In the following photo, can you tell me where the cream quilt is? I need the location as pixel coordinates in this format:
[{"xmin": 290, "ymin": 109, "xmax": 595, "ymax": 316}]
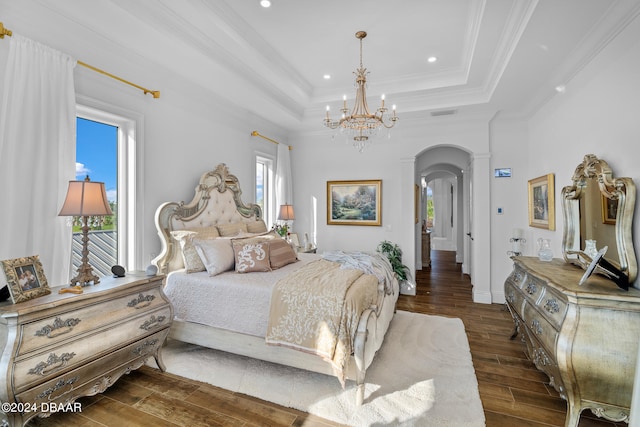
[{"xmin": 265, "ymin": 259, "xmax": 378, "ymax": 385}]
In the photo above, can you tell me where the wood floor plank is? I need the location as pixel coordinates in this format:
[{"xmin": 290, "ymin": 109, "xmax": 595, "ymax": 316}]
[
  {"xmin": 77, "ymin": 396, "xmax": 180, "ymax": 427},
  {"xmin": 185, "ymin": 387, "xmax": 300, "ymax": 426},
  {"xmin": 134, "ymin": 392, "xmax": 246, "ymax": 427}
]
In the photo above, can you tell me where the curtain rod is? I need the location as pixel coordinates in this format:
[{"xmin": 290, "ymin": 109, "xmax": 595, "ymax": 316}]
[
  {"xmin": 251, "ymin": 131, "xmax": 292, "ymax": 150},
  {"xmin": 0, "ymin": 22, "xmax": 160, "ymax": 99}
]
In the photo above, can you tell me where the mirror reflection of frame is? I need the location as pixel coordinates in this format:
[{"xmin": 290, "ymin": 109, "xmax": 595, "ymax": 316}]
[
  {"xmin": 561, "ymin": 154, "xmax": 637, "ymax": 285},
  {"xmin": 601, "ymin": 194, "xmax": 617, "ymax": 225}
]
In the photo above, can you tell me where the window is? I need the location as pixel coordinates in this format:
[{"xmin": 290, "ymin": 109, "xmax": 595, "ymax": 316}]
[
  {"xmin": 75, "ymin": 102, "xmax": 139, "ymax": 274},
  {"xmin": 74, "ymin": 117, "xmax": 118, "ymax": 277},
  {"xmin": 256, "ymin": 155, "xmax": 274, "ymax": 228}
]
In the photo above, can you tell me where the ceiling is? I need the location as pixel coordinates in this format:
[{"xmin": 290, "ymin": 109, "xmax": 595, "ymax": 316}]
[{"xmin": 3, "ymin": 0, "xmax": 639, "ymax": 133}]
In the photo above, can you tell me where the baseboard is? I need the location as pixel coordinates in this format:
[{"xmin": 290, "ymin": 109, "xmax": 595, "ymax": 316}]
[{"xmin": 472, "ymin": 289, "xmax": 493, "ymax": 304}]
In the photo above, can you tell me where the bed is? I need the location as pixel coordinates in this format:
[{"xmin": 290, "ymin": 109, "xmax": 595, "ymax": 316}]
[{"xmin": 152, "ymin": 163, "xmax": 399, "ymax": 405}]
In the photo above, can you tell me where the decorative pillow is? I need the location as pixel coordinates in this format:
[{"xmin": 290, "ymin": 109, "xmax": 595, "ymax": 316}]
[
  {"xmin": 171, "ymin": 229, "xmax": 212, "ymax": 273},
  {"xmin": 233, "ymin": 242, "xmax": 271, "ymax": 273},
  {"xmin": 246, "ymin": 219, "xmax": 268, "ymax": 234},
  {"xmin": 193, "ymin": 238, "xmax": 235, "ymax": 276},
  {"xmin": 268, "ymin": 238, "xmax": 299, "ymax": 269},
  {"xmin": 217, "ymin": 222, "xmax": 248, "ymax": 237}
]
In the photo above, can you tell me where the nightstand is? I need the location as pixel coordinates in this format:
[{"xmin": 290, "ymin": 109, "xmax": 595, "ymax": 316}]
[{"xmin": 0, "ymin": 272, "xmax": 172, "ymax": 426}]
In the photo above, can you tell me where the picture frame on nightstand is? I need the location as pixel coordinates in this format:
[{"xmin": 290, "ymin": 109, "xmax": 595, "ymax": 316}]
[
  {"xmin": 289, "ymin": 233, "xmax": 300, "ymax": 248},
  {"xmin": 1, "ymin": 255, "xmax": 51, "ymax": 303}
]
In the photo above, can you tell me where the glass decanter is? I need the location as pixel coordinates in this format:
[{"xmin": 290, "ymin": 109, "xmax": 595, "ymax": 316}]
[{"xmin": 537, "ymin": 238, "xmax": 553, "ymax": 261}]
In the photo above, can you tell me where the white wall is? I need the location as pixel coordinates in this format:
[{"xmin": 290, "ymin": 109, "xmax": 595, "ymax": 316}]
[
  {"xmin": 526, "ymin": 12, "xmax": 640, "ymax": 290},
  {"xmin": 489, "ymin": 118, "xmax": 530, "ymax": 301}
]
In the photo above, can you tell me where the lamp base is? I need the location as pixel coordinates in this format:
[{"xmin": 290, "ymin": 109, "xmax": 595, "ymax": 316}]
[
  {"xmin": 69, "ymin": 219, "xmax": 101, "ymax": 286},
  {"xmin": 69, "ymin": 261, "xmax": 100, "ymax": 286}
]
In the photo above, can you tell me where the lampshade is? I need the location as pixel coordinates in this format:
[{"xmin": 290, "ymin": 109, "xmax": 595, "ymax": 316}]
[
  {"xmin": 277, "ymin": 204, "xmax": 295, "ymax": 221},
  {"xmin": 59, "ymin": 176, "xmax": 112, "ymax": 217}
]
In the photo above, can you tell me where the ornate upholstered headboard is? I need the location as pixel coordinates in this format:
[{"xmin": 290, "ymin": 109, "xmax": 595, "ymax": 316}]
[{"xmin": 152, "ymin": 163, "xmax": 264, "ymax": 275}]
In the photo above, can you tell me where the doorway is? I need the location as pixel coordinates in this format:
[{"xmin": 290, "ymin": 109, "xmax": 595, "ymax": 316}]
[{"xmin": 416, "ymin": 147, "xmax": 469, "ymax": 271}]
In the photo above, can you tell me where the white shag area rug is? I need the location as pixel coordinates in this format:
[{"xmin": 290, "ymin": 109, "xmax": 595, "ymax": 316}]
[{"xmin": 156, "ymin": 311, "xmax": 485, "ymax": 426}]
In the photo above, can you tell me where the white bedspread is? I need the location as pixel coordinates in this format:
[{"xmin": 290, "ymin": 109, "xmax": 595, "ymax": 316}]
[{"xmin": 164, "ymin": 253, "xmax": 317, "ymax": 337}]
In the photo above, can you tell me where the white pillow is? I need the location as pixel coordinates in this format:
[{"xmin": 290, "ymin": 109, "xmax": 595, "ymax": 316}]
[
  {"xmin": 193, "ymin": 238, "xmax": 235, "ymax": 276},
  {"xmin": 171, "ymin": 227, "xmax": 221, "ymax": 273}
]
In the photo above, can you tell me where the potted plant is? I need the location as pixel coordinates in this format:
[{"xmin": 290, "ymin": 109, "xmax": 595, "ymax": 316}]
[
  {"xmin": 272, "ymin": 223, "xmax": 289, "ymax": 238},
  {"xmin": 377, "ymin": 240, "xmax": 415, "ymax": 295}
]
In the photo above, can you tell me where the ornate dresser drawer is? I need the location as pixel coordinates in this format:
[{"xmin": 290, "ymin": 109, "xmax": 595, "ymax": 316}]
[
  {"xmin": 0, "ymin": 272, "xmax": 172, "ymax": 427},
  {"xmin": 18, "ymin": 286, "xmax": 167, "ymax": 355},
  {"xmin": 522, "ymin": 300, "xmax": 559, "ymax": 354},
  {"xmin": 504, "ymin": 257, "xmax": 640, "ymax": 427},
  {"xmin": 12, "ymin": 305, "xmax": 172, "ymax": 393},
  {"xmin": 536, "ymin": 286, "xmax": 567, "ymax": 330},
  {"xmin": 15, "ymin": 329, "xmax": 167, "ymax": 406}
]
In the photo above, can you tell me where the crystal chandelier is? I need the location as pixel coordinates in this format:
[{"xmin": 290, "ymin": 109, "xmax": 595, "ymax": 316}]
[{"xmin": 324, "ymin": 31, "xmax": 398, "ymax": 152}]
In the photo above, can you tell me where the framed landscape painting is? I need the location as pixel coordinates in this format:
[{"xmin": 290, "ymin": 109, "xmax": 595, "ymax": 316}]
[
  {"xmin": 1, "ymin": 255, "xmax": 51, "ymax": 303},
  {"xmin": 327, "ymin": 180, "xmax": 382, "ymax": 226},
  {"xmin": 528, "ymin": 173, "xmax": 555, "ymax": 230}
]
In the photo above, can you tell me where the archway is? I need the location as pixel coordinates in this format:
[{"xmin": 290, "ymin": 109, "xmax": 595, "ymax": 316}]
[{"xmin": 416, "ymin": 147, "xmax": 469, "ymax": 272}]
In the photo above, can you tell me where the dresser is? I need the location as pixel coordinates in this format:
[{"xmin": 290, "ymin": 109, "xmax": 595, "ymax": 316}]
[
  {"xmin": 0, "ymin": 273, "xmax": 172, "ymax": 426},
  {"xmin": 505, "ymin": 257, "xmax": 640, "ymax": 427}
]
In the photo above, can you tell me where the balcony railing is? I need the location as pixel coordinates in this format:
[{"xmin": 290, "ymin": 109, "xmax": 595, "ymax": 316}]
[{"xmin": 71, "ymin": 230, "xmax": 117, "ymax": 278}]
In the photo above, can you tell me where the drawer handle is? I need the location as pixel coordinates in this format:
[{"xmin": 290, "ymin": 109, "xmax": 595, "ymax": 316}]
[
  {"xmin": 531, "ymin": 319, "xmax": 543, "ymax": 335},
  {"xmin": 128, "ymin": 293, "xmax": 156, "ymax": 309},
  {"xmin": 544, "ymin": 299, "xmax": 560, "ymax": 314},
  {"xmin": 533, "ymin": 348, "xmax": 551, "ymax": 366},
  {"xmin": 139, "ymin": 315, "xmax": 167, "ymax": 331},
  {"xmin": 132, "ymin": 338, "xmax": 159, "ymax": 356},
  {"xmin": 35, "ymin": 316, "xmax": 82, "ymax": 338},
  {"xmin": 37, "ymin": 376, "xmax": 78, "ymax": 401},
  {"xmin": 29, "ymin": 352, "xmax": 77, "ymax": 376},
  {"xmin": 526, "ymin": 282, "xmax": 537, "ymax": 295}
]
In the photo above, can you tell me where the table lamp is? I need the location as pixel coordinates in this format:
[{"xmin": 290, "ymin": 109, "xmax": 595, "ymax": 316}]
[
  {"xmin": 58, "ymin": 176, "xmax": 113, "ymax": 286},
  {"xmin": 277, "ymin": 204, "xmax": 295, "ymax": 238}
]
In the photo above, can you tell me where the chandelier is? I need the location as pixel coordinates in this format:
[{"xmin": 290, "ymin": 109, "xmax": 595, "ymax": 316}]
[{"xmin": 324, "ymin": 31, "xmax": 398, "ymax": 152}]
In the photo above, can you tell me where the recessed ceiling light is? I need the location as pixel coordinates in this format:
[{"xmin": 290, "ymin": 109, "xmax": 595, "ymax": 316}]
[
  {"xmin": 260, "ymin": 0, "xmax": 271, "ymax": 8},
  {"xmin": 323, "ymin": 74, "xmax": 331, "ymax": 80},
  {"xmin": 427, "ymin": 56, "xmax": 437, "ymax": 63}
]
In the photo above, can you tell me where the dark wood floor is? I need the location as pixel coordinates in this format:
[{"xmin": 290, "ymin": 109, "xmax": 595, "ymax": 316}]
[{"xmin": 28, "ymin": 250, "xmax": 626, "ymax": 426}]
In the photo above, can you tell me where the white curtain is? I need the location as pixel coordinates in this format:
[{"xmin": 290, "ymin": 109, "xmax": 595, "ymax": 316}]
[
  {"xmin": 0, "ymin": 35, "xmax": 77, "ymax": 286},
  {"xmin": 275, "ymin": 142, "xmax": 293, "ymax": 209}
]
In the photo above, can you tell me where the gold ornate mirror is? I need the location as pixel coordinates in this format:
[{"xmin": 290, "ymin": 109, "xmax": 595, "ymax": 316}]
[{"xmin": 562, "ymin": 154, "xmax": 637, "ymax": 287}]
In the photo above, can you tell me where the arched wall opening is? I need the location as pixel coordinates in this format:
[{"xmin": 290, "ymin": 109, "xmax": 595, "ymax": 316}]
[{"xmin": 415, "ymin": 147, "xmax": 470, "ymax": 273}]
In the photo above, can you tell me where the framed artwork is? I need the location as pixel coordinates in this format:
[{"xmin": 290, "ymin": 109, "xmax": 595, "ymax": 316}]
[
  {"xmin": 289, "ymin": 233, "xmax": 300, "ymax": 248},
  {"xmin": 601, "ymin": 194, "xmax": 617, "ymax": 225},
  {"xmin": 1, "ymin": 255, "xmax": 51, "ymax": 303},
  {"xmin": 528, "ymin": 173, "xmax": 555, "ymax": 230},
  {"xmin": 327, "ymin": 180, "xmax": 382, "ymax": 226}
]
